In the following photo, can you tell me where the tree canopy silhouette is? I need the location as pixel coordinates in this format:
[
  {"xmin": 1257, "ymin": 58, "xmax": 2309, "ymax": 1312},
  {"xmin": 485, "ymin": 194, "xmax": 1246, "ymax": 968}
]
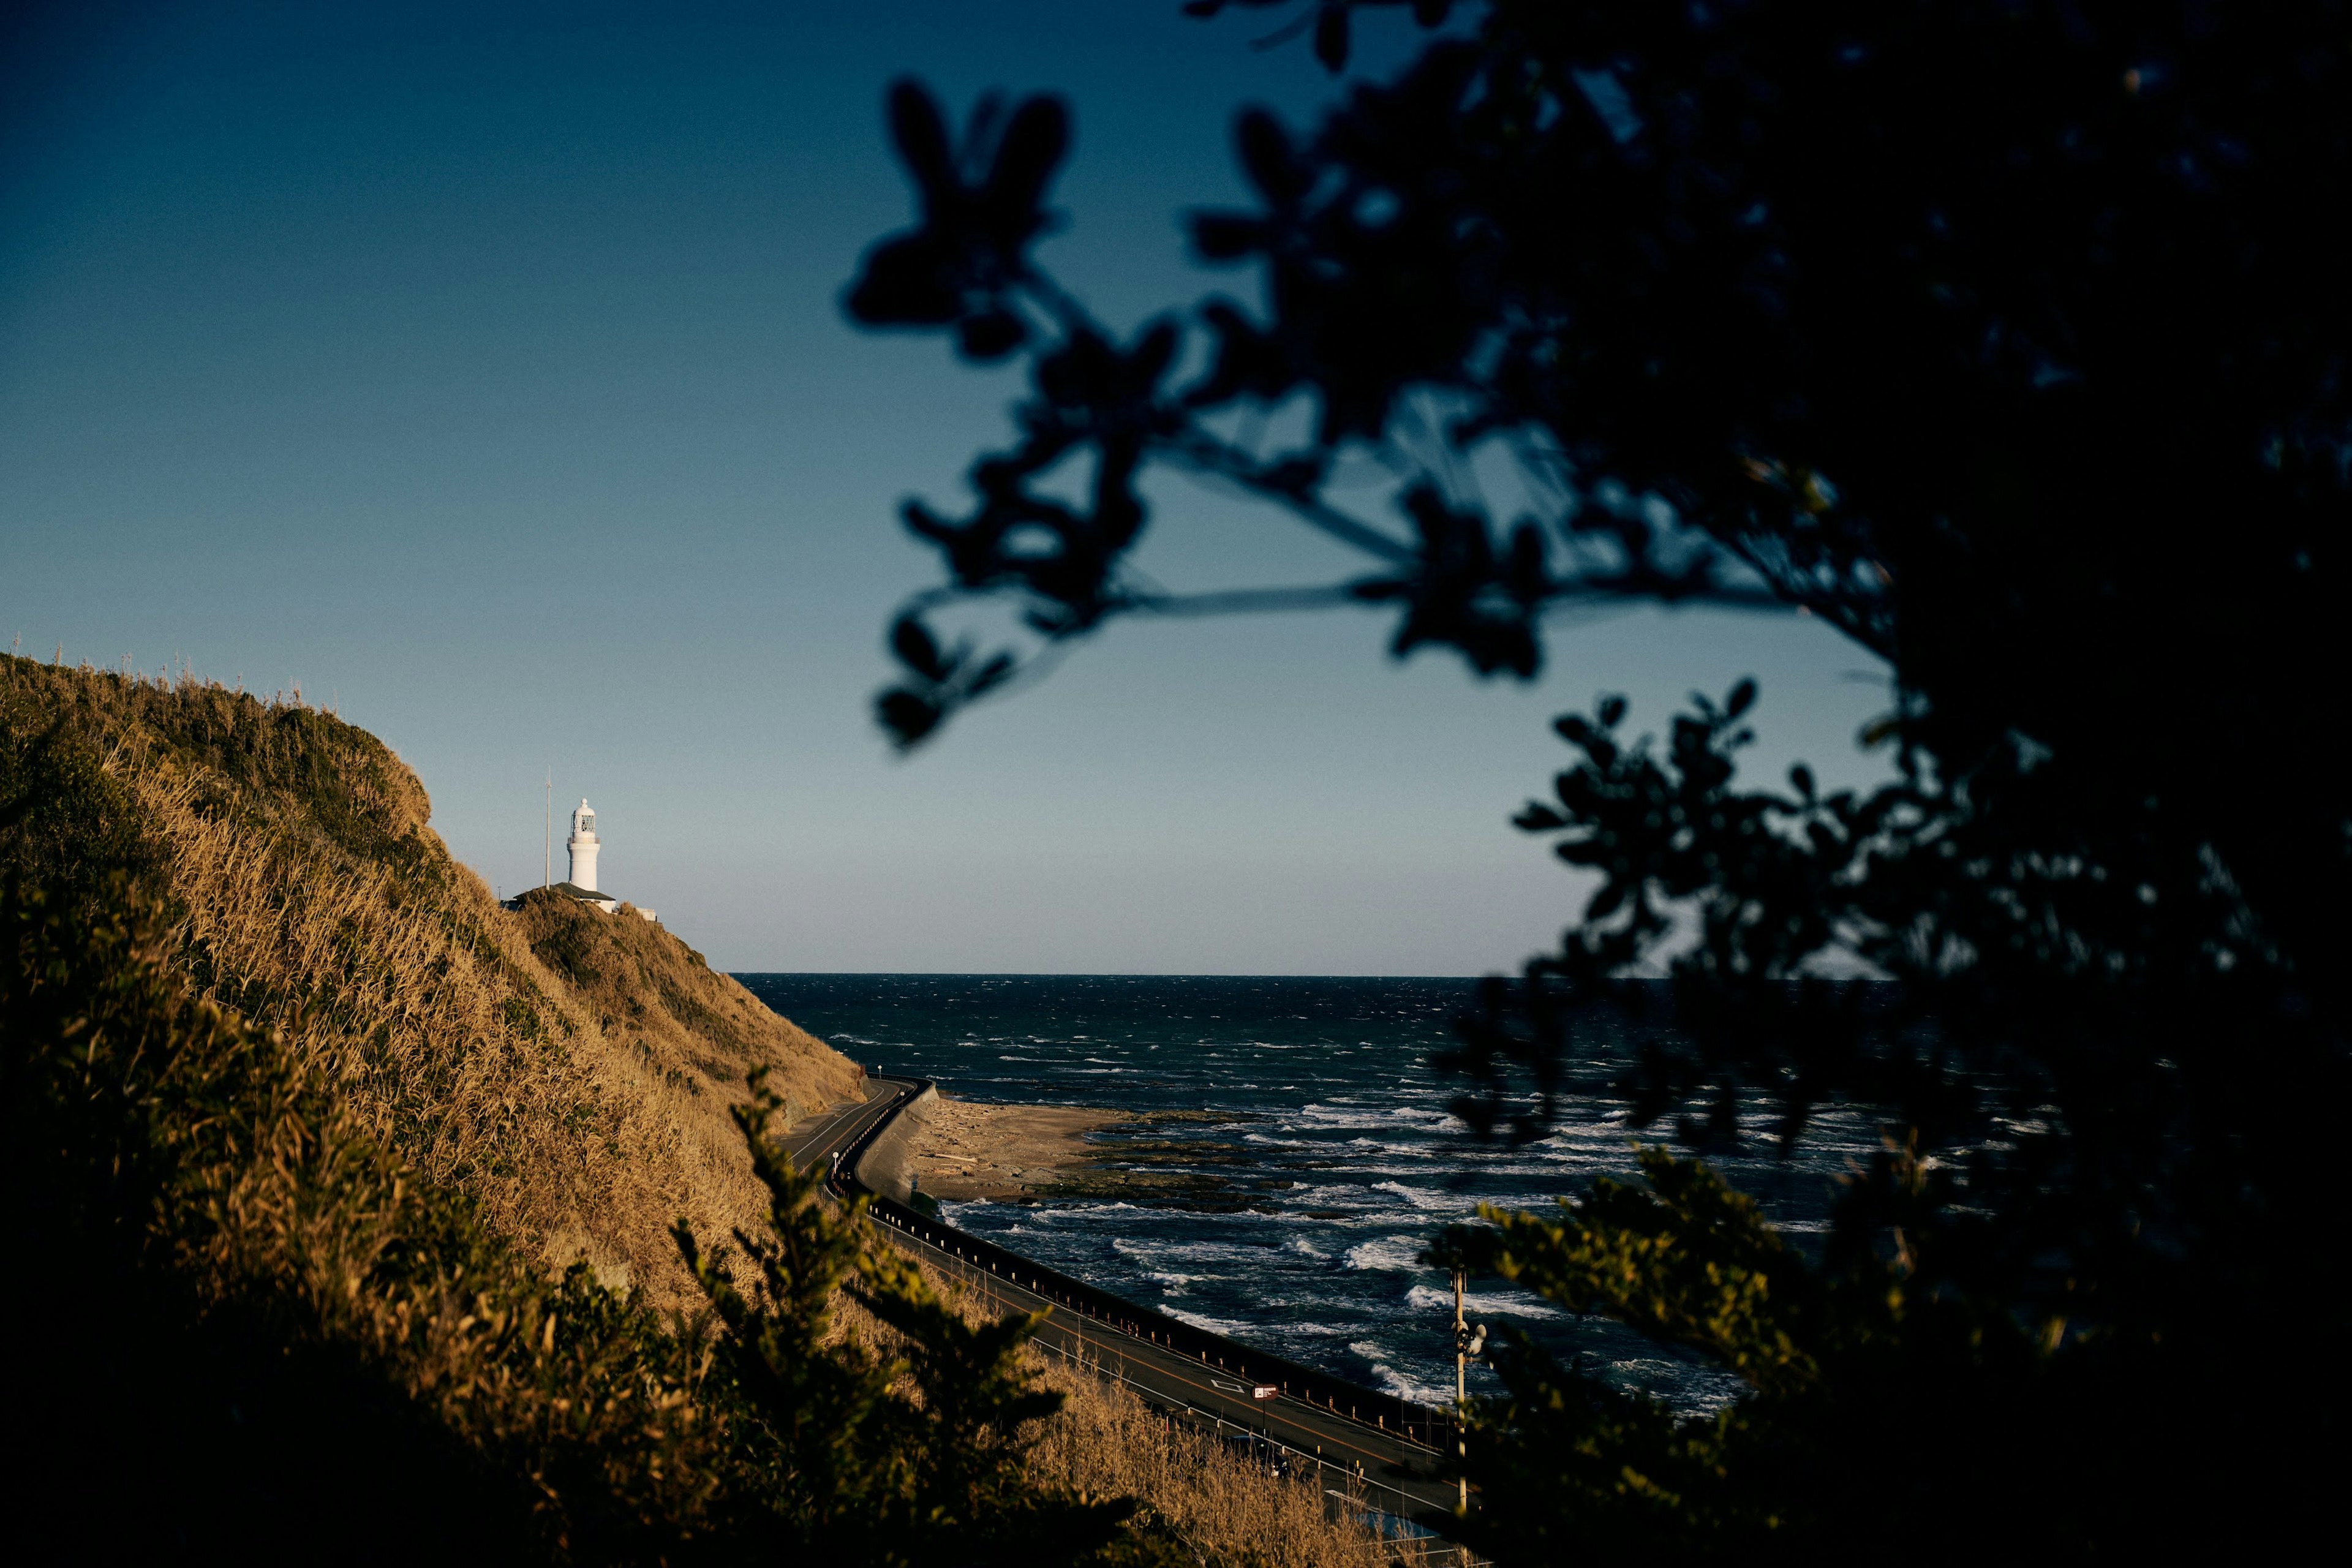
[{"xmin": 846, "ymin": 1, "xmax": 2350, "ymax": 1556}]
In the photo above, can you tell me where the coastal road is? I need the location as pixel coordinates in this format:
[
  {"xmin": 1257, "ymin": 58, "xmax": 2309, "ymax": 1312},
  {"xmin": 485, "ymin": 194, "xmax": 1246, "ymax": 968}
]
[
  {"xmin": 899, "ymin": 1220, "xmax": 1461, "ymax": 1525},
  {"xmin": 781, "ymin": 1076, "xmax": 1463, "ymax": 1531},
  {"xmin": 778, "ymin": 1076, "xmax": 908, "ymax": 1172}
]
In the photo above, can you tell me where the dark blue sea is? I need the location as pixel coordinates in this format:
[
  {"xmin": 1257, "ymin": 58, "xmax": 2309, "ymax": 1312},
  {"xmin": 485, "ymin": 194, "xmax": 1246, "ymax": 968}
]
[{"xmin": 736, "ymin": 974, "xmax": 1878, "ymax": 1415}]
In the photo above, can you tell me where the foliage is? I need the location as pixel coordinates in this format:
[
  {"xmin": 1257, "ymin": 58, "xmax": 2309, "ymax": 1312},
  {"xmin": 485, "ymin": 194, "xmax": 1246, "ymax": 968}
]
[
  {"xmin": 0, "ymin": 662, "xmax": 1202, "ymax": 1566},
  {"xmin": 1428, "ymin": 1145, "xmax": 2117, "ymax": 1561},
  {"xmin": 0, "ymin": 864, "xmax": 733, "ymax": 1560},
  {"xmin": 674, "ymin": 1072, "xmax": 1167, "ymax": 1566},
  {"xmin": 1, "ymin": 652, "xmax": 867, "ymax": 1318},
  {"xmin": 844, "ymin": 0, "xmax": 2351, "ymax": 1555}
]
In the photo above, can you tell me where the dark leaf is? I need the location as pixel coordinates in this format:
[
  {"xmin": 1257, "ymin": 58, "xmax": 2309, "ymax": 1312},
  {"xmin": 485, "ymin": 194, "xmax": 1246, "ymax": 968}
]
[
  {"xmin": 845, "ymin": 235, "xmax": 959, "ymax": 326},
  {"xmin": 1132, "ymin": 317, "xmax": 1180, "ymax": 382},
  {"xmin": 1235, "ymin": 109, "xmax": 1303, "ymax": 203},
  {"xmin": 957, "ymin": 308, "xmax": 1028, "ymax": 361},
  {"xmin": 1191, "ymin": 213, "xmax": 1267, "ymax": 260},
  {"xmin": 1313, "ymin": 3, "xmax": 1351, "ymax": 72},
  {"xmin": 876, "ymin": 688, "xmax": 943, "ymax": 748},
  {"xmin": 890, "ymin": 616, "xmax": 949, "ymax": 680},
  {"xmin": 986, "ymin": 96, "xmax": 1071, "ymax": 214},
  {"xmin": 1726, "ymin": 677, "xmax": 1757, "ymax": 718},
  {"xmin": 886, "ymin": 80, "xmax": 954, "ymax": 198},
  {"xmin": 1261, "ymin": 454, "xmax": 1323, "ymax": 492}
]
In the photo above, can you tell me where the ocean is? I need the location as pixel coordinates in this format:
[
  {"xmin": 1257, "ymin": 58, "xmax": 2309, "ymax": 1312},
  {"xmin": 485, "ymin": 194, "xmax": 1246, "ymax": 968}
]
[{"xmin": 736, "ymin": 974, "xmax": 1880, "ymax": 1414}]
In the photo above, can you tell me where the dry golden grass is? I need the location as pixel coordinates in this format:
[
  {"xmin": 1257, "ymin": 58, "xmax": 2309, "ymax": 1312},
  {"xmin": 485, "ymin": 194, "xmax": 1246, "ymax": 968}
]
[
  {"xmin": 876, "ymin": 1254, "xmax": 1404, "ymax": 1568},
  {"xmin": 507, "ymin": 884, "xmax": 865, "ymax": 1273},
  {"xmin": 1028, "ymin": 1354, "xmax": 1398, "ymax": 1568},
  {"xmin": 3, "ymin": 863, "xmax": 747, "ymax": 1551},
  {"xmin": 3, "ymin": 656, "xmax": 864, "ymax": 1313},
  {"xmin": 7, "ymin": 654, "xmax": 1409, "ymax": 1561}
]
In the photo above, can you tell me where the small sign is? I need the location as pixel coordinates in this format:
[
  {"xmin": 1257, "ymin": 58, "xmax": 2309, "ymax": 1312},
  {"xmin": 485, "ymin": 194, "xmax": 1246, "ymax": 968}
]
[{"xmin": 1253, "ymin": 1385, "xmax": 1279, "ymax": 1401}]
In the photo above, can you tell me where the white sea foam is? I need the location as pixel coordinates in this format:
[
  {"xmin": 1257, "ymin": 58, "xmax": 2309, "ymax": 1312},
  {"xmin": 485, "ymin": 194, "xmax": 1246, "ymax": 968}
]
[
  {"xmin": 755, "ymin": 973, "xmax": 1849, "ymax": 1423},
  {"xmin": 1163, "ymin": 1307, "xmax": 1256, "ymax": 1338},
  {"xmin": 1283, "ymin": 1184, "xmax": 1368, "ymax": 1208},
  {"xmin": 1343, "ymin": 1237, "xmax": 1425, "ymax": 1273},
  {"xmin": 1112, "ymin": 1237, "xmax": 1267, "ymax": 1266},
  {"xmin": 1371, "ymin": 1180, "xmax": 1471, "ymax": 1214},
  {"xmin": 1346, "ymin": 1341, "xmax": 1449, "ymax": 1404},
  {"xmin": 1298, "ymin": 1104, "xmax": 1396, "ymax": 1131},
  {"xmin": 1338, "ymin": 1143, "xmax": 1447, "ymax": 1162},
  {"xmin": 1266, "ymin": 1321, "xmax": 1357, "ymax": 1339},
  {"xmin": 1403, "ymin": 1283, "xmax": 1564, "ymax": 1321},
  {"xmin": 1608, "ymin": 1358, "xmax": 1743, "ymax": 1416}
]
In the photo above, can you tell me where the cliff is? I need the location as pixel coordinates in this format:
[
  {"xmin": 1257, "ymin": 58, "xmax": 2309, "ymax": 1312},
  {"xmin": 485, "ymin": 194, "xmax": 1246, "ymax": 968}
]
[
  {"xmin": 0, "ymin": 655, "xmax": 862, "ymax": 1309},
  {"xmin": 0, "ymin": 653, "xmax": 1368, "ymax": 1565}
]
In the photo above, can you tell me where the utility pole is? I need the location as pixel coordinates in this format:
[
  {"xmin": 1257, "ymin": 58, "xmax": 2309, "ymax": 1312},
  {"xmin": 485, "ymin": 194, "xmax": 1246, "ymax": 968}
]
[
  {"xmin": 544, "ymin": 768, "xmax": 551, "ymax": 888},
  {"xmin": 1455, "ymin": 1265, "xmax": 1468, "ymax": 1513}
]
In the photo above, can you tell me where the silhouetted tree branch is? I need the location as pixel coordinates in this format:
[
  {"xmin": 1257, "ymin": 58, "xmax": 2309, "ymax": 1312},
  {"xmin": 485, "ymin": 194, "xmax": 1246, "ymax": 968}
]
[{"xmin": 845, "ymin": 1, "xmax": 2351, "ymax": 1554}]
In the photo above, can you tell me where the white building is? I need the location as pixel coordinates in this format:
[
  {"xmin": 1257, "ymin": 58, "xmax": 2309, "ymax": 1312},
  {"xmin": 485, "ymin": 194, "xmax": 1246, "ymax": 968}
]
[{"xmin": 510, "ymin": 797, "xmax": 656, "ymax": 923}]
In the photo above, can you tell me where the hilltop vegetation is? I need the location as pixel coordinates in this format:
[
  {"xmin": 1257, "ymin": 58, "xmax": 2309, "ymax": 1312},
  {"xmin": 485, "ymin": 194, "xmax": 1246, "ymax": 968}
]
[
  {"xmin": 0, "ymin": 653, "xmax": 862, "ymax": 1307},
  {"xmin": 508, "ymin": 884, "xmax": 863, "ymax": 1297},
  {"xmin": 0, "ymin": 655, "xmax": 1384, "ymax": 1566}
]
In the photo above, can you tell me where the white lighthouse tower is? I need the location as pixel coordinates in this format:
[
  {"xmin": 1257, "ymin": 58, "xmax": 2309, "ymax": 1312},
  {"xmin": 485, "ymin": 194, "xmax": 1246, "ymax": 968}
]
[
  {"xmin": 498, "ymin": 793, "xmax": 653, "ymax": 922},
  {"xmin": 567, "ymin": 799, "xmax": 600, "ymax": 892}
]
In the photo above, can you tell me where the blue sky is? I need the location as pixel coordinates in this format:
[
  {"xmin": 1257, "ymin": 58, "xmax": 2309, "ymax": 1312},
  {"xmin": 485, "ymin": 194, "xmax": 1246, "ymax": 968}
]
[{"xmin": 1, "ymin": 0, "xmax": 1891, "ymax": 973}]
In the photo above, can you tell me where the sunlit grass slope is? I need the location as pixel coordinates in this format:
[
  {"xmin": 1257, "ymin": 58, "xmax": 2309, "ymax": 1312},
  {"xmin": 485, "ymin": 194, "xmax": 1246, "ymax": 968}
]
[
  {"xmin": 0, "ymin": 654, "xmax": 863, "ymax": 1306},
  {"xmin": 0, "ymin": 654, "xmax": 1392, "ymax": 1566}
]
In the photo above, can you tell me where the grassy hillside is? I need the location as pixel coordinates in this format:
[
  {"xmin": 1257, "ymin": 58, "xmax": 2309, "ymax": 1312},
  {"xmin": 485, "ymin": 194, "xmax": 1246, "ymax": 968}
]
[
  {"xmin": 509, "ymin": 886, "xmax": 863, "ymax": 1292},
  {"xmin": 0, "ymin": 655, "xmax": 1388, "ymax": 1566},
  {"xmin": 0, "ymin": 654, "xmax": 861, "ymax": 1309}
]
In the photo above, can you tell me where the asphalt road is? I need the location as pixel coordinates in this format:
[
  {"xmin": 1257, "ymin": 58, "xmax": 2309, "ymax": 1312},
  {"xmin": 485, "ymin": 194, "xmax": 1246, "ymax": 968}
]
[
  {"xmin": 782, "ymin": 1075, "xmax": 1465, "ymax": 1531},
  {"xmin": 778, "ymin": 1076, "xmax": 910, "ymax": 1173}
]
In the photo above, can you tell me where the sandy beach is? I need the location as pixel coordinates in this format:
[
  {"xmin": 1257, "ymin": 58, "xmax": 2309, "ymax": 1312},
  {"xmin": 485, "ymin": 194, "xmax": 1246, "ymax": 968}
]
[{"xmin": 900, "ymin": 1095, "xmax": 1120, "ymax": 1201}]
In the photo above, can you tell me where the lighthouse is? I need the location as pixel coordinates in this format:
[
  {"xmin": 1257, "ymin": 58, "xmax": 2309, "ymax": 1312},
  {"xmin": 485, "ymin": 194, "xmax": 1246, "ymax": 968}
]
[
  {"xmin": 502, "ymin": 793, "xmax": 655, "ymax": 923},
  {"xmin": 567, "ymin": 799, "xmax": 600, "ymax": 892}
]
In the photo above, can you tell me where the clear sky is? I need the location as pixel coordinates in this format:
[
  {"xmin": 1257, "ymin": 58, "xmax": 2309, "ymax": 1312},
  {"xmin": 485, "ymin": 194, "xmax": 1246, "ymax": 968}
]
[{"xmin": 1, "ymin": 0, "xmax": 1891, "ymax": 974}]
